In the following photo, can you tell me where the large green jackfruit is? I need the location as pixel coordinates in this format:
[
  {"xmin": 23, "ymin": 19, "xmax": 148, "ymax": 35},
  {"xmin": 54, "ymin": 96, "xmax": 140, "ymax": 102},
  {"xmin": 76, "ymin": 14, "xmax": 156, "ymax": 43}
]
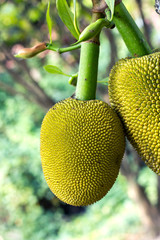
[
  {"xmin": 109, "ymin": 52, "xmax": 160, "ymax": 175},
  {"xmin": 40, "ymin": 97, "xmax": 125, "ymax": 206}
]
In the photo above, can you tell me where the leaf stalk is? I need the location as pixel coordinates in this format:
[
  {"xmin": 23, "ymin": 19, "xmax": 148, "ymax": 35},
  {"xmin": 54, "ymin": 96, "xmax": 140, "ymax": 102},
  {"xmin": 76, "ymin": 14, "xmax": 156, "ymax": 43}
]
[{"xmin": 46, "ymin": 43, "xmax": 81, "ymax": 53}]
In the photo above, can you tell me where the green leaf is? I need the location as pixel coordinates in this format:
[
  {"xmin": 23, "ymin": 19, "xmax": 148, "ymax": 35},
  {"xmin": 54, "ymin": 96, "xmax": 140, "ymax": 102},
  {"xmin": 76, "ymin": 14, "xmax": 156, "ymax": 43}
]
[
  {"xmin": 97, "ymin": 77, "xmax": 109, "ymax": 85},
  {"xmin": 105, "ymin": 0, "xmax": 115, "ymax": 21},
  {"xmin": 44, "ymin": 65, "xmax": 71, "ymax": 77},
  {"xmin": 46, "ymin": 1, "xmax": 53, "ymax": 44},
  {"xmin": 73, "ymin": 0, "xmax": 80, "ymax": 37},
  {"xmin": 56, "ymin": 0, "xmax": 80, "ymax": 40}
]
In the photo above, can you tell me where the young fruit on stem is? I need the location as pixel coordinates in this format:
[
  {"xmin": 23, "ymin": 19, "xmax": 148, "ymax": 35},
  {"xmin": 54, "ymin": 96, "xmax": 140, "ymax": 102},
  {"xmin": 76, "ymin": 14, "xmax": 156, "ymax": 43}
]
[
  {"xmin": 73, "ymin": 18, "xmax": 115, "ymax": 45},
  {"xmin": 40, "ymin": 0, "xmax": 126, "ymax": 206},
  {"xmin": 41, "ymin": 37, "xmax": 126, "ymax": 206}
]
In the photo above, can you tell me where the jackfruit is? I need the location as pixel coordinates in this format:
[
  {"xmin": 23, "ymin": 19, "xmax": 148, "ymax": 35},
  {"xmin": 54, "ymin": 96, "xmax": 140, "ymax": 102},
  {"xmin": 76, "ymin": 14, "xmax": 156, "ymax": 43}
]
[
  {"xmin": 109, "ymin": 52, "xmax": 160, "ymax": 175},
  {"xmin": 40, "ymin": 97, "xmax": 125, "ymax": 206}
]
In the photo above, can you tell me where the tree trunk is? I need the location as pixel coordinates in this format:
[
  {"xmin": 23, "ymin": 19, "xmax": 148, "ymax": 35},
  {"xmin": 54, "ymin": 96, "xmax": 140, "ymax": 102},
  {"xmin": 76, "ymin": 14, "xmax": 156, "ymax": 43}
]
[{"xmin": 121, "ymin": 145, "xmax": 160, "ymax": 237}]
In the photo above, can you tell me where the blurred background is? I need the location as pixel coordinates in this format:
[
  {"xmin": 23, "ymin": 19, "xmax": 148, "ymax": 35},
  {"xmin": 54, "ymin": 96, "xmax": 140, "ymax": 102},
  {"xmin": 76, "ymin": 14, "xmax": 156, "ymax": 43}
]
[{"xmin": 0, "ymin": 0, "xmax": 160, "ymax": 239}]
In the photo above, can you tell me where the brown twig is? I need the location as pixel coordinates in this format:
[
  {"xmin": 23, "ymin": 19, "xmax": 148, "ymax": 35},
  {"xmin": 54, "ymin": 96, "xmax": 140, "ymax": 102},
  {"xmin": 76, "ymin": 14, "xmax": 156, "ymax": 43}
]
[{"xmin": 92, "ymin": 0, "xmax": 107, "ymax": 13}]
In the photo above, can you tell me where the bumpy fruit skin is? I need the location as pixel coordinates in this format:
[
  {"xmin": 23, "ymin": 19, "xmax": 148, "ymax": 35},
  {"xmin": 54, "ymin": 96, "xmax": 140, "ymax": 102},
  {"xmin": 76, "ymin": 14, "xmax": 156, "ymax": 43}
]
[
  {"xmin": 109, "ymin": 52, "xmax": 160, "ymax": 175},
  {"xmin": 40, "ymin": 97, "xmax": 125, "ymax": 206}
]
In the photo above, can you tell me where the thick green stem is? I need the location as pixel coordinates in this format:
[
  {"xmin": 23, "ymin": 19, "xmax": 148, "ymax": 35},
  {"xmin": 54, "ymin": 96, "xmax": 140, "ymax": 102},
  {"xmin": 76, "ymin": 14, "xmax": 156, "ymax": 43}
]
[
  {"xmin": 75, "ymin": 0, "xmax": 104, "ymax": 101},
  {"xmin": 75, "ymin": 41, "xmax": 99, "ymax": 100},
  {"xmin": 113, "ymin": 2, "xmax": 152, "ymax": 57}
]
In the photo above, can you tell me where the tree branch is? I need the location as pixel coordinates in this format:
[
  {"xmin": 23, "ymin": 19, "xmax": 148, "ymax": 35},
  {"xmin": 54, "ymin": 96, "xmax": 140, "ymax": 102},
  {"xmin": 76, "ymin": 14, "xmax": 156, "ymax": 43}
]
[
  {"xmin": 0, "ymin": 61, "xmax": 54, "ymax": 111},
  {"xmin": 91, "ymin": 0, "xmax": 106, "ymax": 20},
  {"xmin": 0, "ymin": 45, "xmax": 55, "ymax": 111},
  {"xmin": 1, "ymin": 46, "xmax": 55, "ymax": 106},
  {"xmin": 121, "ymin": 143, "xmax": 160, "ymax": 235},
  {"xmin": 135, "ymin": 0, "xmax": 153, "ymax": 49},
  {"xmin": 128, "ymin": 178, "xmax": 160, "ymax": 235},
  {"xmin": 0, "ymin": 81, "xmax": 25, "ymax": 97}
]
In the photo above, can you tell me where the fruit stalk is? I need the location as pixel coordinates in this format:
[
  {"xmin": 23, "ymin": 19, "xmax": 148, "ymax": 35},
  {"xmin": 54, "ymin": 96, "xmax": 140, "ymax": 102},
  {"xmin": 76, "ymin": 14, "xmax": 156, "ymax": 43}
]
[
  {"xmin": 113, "ymin": 1, "xmax": 152, "ymax": 57},
  {"xmin": 75, "ymin": 0, "xmax": 104, "ymax": 100},
  {"xmin": 75, "ymin": 41, "xmax": 99, "ymax": 100}
]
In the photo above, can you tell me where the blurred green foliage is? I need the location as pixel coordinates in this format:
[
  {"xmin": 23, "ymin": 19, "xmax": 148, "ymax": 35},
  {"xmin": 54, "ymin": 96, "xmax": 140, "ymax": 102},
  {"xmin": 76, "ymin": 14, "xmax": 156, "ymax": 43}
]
[
  {"xmin": 0, "ymin": 0, "xmax": 49, "ymax": 45},
  {"xmin": 0, "ymin": 0, "xmax": 159, "ymax": 239}
]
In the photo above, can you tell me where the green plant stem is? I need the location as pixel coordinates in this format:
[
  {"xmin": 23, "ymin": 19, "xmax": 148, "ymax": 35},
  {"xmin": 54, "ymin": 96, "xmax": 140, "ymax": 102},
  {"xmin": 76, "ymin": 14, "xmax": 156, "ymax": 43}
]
[
  {"xmin": 74, "ymin": 0, "xmax": 104, "ymax": 100},
  {"xmin": 46, "ymin": 43, "xmax": 81, "ymax": 53},
  {"xmin": 75, "ymin": 41, "xmax": 99, "ymax": 100},
  {"xmin": 113, "ymin": 2, "xmax": 152, "ymax": 57}
]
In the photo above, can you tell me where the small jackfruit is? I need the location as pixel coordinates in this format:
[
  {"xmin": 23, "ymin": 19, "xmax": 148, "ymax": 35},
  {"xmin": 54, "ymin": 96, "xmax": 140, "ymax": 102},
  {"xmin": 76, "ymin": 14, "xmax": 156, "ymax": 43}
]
[
  {"xmin": 40, "ymin": 97, "xmax": 125, "ymax": 206},
  {"xmin": 109, "ymin": 52, "xmax": 160, "ymax": 175}
]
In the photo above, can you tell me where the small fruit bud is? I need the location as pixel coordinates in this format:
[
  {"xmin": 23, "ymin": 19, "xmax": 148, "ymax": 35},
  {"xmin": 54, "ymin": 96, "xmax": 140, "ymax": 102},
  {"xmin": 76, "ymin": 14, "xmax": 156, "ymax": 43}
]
[
  {"xmin": 14, "ymin": 42, "xmax": 47, "ymax": 59},
  {"xmin": 68, "ymin": 73, "xmax": 78, "ymax": 86},
  {"xmin": 72, "ymin": 19, "xmax": 114, "ymax": 45}
]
